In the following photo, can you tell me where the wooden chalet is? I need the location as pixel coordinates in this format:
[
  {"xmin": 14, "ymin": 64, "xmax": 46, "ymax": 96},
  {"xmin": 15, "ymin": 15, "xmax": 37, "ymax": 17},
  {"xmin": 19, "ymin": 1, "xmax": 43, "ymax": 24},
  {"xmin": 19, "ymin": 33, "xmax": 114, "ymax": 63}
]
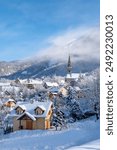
[
  {"xmin": 4, "ymin": 99, "xmax": 16, "ymax": 108},
  {"xmin": 9, "ymin": 101, "xmax": 53, "ymax": 131}
]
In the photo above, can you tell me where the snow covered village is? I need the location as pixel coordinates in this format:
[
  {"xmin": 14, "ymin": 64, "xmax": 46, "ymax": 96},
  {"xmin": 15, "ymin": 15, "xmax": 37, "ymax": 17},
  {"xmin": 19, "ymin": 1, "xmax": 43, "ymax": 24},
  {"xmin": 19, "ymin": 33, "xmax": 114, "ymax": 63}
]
[
  {"xmin": 0, "ymin": 0, "xmax": 100, "ymax": 149},
  {"xmin": 0, "ymin": 54, "xmax": 100, "ymax": 150}
]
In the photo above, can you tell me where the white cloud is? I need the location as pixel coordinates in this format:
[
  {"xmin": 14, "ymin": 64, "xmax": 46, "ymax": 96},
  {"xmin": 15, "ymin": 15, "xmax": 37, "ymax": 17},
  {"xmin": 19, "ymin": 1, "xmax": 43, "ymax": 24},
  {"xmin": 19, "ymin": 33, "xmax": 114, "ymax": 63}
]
[{"xmin": 36, "ymin": 26, "xmax": 100, "ymax": 63}]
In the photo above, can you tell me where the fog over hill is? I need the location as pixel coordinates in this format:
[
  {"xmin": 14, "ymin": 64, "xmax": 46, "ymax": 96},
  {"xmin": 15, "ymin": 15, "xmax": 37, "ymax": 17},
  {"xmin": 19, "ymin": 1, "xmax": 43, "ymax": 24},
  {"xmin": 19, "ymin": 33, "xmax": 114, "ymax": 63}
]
[
  {"xmin": 0, "ymin": 26, "xmax": 100, "ymax": 79},
  {"xmin": 35, "ymin": 26, "xmax": 100, "ymax": 62}
]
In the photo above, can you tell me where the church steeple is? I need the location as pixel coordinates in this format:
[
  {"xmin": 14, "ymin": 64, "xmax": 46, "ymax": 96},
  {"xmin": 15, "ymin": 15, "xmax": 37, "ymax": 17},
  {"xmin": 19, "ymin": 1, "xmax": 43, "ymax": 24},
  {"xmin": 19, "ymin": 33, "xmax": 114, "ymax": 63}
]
[{"xmin": 67, "ymin": 54, "xmax": 72, "ymax": 77}]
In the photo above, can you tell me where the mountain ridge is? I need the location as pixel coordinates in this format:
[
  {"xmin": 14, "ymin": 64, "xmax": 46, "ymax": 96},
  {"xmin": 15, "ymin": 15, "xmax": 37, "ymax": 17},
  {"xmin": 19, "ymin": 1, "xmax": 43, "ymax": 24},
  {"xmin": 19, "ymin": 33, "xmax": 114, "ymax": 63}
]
[{"xmin": 0, "ymin": 58, "xmax": 99, "ymax": 79}]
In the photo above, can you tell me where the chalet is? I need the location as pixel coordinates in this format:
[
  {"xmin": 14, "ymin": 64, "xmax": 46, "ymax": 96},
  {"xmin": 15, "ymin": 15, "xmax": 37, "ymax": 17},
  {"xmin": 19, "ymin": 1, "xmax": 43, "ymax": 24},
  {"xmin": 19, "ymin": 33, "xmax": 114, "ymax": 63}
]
[
  {"xmin": 9, "ymin": 101, "xmax": 53, "ymax": 131},
  {"xmin": 22, "ymin": 79, "xmax": 43, "ymax": 89},
  {"xmin": 4, "ymin": 99, "xmax": 16, "ymax": 108},
  {"xmin": 48, "ymin": 87, "xmax": 59, "ymax": 100},
  {"xmin": 14, "ymin": 79, "xmax": 43, "ymax": 89},
  {"xmin": 48, "ymin": 86, "xmax": 68, "ymax": 100},
  {"xmin": 59, "ymin": 86, "xmax": 68, "ymax": 97},
  {"xmin": 43, "ymin": 82, "xmax": 59, "ymax": 89}
]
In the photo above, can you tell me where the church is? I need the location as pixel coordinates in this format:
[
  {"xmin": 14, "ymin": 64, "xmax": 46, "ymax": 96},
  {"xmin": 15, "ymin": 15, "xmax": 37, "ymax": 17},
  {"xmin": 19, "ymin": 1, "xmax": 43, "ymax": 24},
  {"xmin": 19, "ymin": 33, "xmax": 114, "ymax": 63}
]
[{"xmin": 65, "ymin": 54, "xmax": 80, "ymax": 83}]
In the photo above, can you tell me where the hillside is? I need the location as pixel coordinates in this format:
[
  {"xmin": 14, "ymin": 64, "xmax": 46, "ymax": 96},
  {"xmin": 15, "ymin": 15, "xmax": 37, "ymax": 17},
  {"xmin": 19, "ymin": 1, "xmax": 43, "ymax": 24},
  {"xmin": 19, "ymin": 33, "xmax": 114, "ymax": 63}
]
[
  {"xmin": 0, "ymin": 60, "xmax": 32, "ymax": 77},
  {"xmin": 0, "ymin": 117, "xmax": 100, "ymax": 150},
  {"xmin": 0, "ymin": 58, "xmax": 99, "ymax": 79}
]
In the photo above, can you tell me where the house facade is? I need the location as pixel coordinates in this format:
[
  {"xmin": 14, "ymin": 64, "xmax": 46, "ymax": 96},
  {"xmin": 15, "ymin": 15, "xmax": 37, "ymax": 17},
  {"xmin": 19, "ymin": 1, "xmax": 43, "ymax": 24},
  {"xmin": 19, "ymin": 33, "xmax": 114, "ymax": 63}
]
[
  {"xmin": 10, "ymin": 101, "xmax": 53, "ymax": 131},
  {"xmin": 48, "ymin": 86, "xmax": 68, "ymax": 100},
  {"xmin": 4, "ymin": 99, "xmax": 16, "ymax": 108}
]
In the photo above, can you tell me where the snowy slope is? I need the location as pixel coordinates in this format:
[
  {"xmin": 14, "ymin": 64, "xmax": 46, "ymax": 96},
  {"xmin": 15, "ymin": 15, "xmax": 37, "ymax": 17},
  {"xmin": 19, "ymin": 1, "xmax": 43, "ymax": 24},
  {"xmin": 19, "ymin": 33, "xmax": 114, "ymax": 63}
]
[
  {"xmin": 0, "ymin": 59, "xmax": 99, "ymax": 79},
  {"xmin": 66, "ymin": 139, "xmax": 99, "ymax": 150},
  {"xmin": 0, "ymin": 117, "xmax": 100, "ymax": 150}
]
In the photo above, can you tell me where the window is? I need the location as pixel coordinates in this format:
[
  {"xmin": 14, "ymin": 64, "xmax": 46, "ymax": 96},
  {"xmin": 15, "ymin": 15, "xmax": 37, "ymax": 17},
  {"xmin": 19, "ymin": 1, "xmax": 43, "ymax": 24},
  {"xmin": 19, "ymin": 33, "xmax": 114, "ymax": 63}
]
[
  {"xmin": 16, "ymin": 108, "xmax": 24, "ymax": 115},
  {"xmin": 35, "ymin": 108, "xmax": 44, "ymax": 115}
]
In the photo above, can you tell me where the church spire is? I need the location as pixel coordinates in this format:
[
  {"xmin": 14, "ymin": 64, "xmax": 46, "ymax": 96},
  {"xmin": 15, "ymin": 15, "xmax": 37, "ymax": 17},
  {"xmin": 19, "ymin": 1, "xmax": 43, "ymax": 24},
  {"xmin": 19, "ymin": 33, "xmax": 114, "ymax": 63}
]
[{"xmin": 67, "ymin": 54, "xmax": 72, "ymax": 77}]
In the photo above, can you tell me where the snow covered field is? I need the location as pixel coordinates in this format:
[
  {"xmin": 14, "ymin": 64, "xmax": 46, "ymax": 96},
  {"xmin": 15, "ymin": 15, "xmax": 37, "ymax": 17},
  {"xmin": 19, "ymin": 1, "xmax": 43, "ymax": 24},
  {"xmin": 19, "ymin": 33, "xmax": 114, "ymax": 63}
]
[
  {"xmin": 66, "ymin": 139, "xmax": 99, "ymax": 150},
  {"xmin": 0, "ymin": 117, "xmax": 100, "ymax": 150}
]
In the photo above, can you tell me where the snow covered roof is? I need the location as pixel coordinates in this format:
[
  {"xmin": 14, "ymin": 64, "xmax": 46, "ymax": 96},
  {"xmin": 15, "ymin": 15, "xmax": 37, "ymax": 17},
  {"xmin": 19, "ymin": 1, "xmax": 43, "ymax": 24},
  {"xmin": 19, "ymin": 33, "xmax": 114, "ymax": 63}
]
[
  {"xmin": 60, "ymin": 80, "xmax": 65, "ymax": 85},
  {"xmin": 15, "ymin": 105, "xmax": 26, "ymax": 111},
  {"xmin": 17, "ymin": 111, "xmax": 36, "ymax": 121},
  {"xmin": 45, "ymin": 82, "xmax": 59, "ymax": 87},
  {"xmin": 3, "ymin": 98, "xmax": 16, "ymax": 105},
  {"xmin": 35, "ymin": 105, "xmax": 46, "ymax": 111},
  {"xmin": 11, "ymin": 101, "xmax": 53, "ymax": 118},
  {"xmin": 49, "ymin": 87, "xmax": 59, "ymax": 93},
  {"xmin": 7, "ymin": 99, "xmax": 16, "ymax": 103},
  {"xmin": 66, "ymin": 73, "xmax": 80, "ymax": 79},
  {"xmin": 27, "ymin": 80, "xmax": 43, "ymax": 85},
  {"xmin": 19, "ymin": 79, "xmax": 43, "ymax": 85},
  {"xmin": 74, "ymin": 86, "xmax": 81, "ymax": 91}
]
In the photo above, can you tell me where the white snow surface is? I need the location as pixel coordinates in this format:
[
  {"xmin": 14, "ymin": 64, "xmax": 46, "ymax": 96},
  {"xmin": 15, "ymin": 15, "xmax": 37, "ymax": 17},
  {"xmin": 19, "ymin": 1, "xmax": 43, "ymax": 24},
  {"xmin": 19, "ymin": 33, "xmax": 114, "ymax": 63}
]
[
  {"xmin": 0, "ymin": 117, "xmax": 100, "ymax": 150},
  {"xmin": 66, "ymin": 139, "xmax": 99, "ymax": 150},
  {"xmin": 66, "ymin": 73, "xmax": 80, "ymax": 79},
  {"xmin": 0, "ymin": 83, "xmax": 11, "ymax": 86},
  {"xmin": 11, "ymin": 101, "xmax": 52, "ymax": 118},
  {"xmin": 45, "ymin": 82, "xmax": 59, "ymax": 87}
]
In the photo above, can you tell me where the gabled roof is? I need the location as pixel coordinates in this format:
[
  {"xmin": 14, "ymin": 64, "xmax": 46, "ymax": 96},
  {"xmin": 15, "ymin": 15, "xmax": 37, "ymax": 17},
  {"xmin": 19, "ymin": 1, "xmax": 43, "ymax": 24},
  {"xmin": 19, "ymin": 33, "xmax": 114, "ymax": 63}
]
[
  {"xmin": 6, "ymin": 99, "xmax": 16, "ymax": 103},
  {"xmin": 17, "ymin": 111, "xmax": 36, "ymax": 121},
  {"xmin": 15, "ymin": 105, "xmax": 26, "ymax": 111},
  {"xmin": 10, "ymin": 101, "xmax": 53, "ymax": 118},
  {"xmin": 34, "ymin": 105, "xmax": 46, "ymax": 111}
]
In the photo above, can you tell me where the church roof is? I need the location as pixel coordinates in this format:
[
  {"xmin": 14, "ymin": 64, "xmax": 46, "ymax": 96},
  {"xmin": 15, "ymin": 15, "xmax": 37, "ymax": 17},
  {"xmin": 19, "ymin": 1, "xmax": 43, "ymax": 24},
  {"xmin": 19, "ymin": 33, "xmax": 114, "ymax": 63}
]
[{"xmin": 66, "ymin": 73, "xmax": 80, "ymax": 79}]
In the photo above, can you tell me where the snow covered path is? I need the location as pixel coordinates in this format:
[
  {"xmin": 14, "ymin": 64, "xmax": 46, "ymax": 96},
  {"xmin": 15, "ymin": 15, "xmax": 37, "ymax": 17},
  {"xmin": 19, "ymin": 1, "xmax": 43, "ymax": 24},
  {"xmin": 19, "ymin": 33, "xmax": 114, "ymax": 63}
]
[{"xmin": 0, "ymin": 117, "xmax": 100, "ymax": 150}]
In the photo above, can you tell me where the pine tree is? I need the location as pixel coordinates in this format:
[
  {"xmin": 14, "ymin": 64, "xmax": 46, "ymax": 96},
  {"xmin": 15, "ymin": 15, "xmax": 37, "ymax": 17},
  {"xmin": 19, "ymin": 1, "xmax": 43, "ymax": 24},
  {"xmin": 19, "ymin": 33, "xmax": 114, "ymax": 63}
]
[
  {"xmin": 70, "ymin": 100, "xmax": 83, "ymax": 121},
  {"xmin": 52, "ymin": 97, "xmax": 66, "ymax": 130},
  {"xmin": 66, "ymin": 86, "xmax": 83, "ymax": 122}
]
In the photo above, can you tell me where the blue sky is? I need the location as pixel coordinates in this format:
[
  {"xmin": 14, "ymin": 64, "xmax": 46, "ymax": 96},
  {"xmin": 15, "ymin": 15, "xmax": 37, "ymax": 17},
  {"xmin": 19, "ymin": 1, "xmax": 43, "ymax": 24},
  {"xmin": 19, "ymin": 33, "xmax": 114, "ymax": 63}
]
[{"xmin": 0, "ymin": 0, "xmax": 100, "ymax": 61}]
